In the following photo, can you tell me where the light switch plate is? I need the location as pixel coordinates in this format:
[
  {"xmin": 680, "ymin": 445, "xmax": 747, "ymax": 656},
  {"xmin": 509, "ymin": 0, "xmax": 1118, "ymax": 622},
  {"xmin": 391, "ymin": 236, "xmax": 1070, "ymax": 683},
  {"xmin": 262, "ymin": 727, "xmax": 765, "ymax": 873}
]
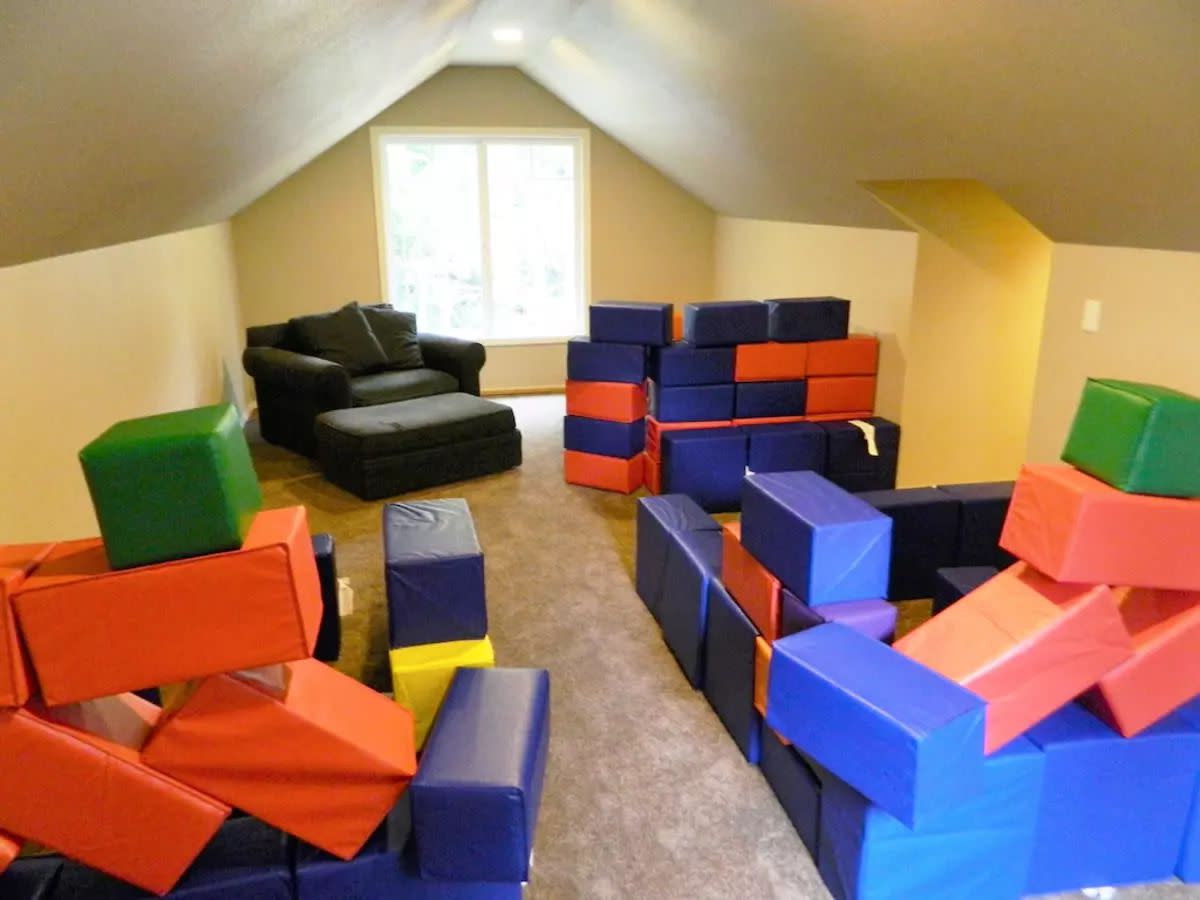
[{"xmin": 1082, "ymin": 299, "xmax": 1102, "ymax": 333}]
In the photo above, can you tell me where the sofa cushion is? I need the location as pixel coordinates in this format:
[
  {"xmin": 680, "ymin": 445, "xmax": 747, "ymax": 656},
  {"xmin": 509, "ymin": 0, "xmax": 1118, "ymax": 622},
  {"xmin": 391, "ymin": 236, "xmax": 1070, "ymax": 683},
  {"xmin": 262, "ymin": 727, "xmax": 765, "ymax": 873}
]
[
  {"xmin": 350, "ymin": 368, "xmax": 458, "ymax": 407},
  {"xmin": 287, "ymin": 303, "xmax": 388, "ymax": 375},
  {"xmin": 361, "ymin": 305, "xmax": 425, "ymax": 370}
]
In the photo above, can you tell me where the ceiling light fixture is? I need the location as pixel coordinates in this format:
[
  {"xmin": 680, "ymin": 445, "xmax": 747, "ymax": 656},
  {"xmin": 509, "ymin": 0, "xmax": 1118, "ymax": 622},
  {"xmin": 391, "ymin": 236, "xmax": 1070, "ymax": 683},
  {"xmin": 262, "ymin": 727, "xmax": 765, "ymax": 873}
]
[{"xmin": 492, "ymin": 26, "xmax": 524, "ymax": 44}]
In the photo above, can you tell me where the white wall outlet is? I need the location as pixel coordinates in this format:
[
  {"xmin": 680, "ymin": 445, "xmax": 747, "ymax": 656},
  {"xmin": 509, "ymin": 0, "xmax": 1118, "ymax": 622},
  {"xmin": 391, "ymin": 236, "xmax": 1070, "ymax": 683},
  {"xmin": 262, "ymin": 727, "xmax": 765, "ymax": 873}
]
[{"xmin": 1082, "ymin": 299, "xmax": 1102, "ymax": 333}]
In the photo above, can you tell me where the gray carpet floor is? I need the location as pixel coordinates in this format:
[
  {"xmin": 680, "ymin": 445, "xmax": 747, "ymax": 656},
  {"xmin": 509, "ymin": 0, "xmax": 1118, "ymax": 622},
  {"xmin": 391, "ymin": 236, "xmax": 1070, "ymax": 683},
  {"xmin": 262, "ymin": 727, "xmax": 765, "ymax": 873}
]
[{"xmin": 249, "ymin": 393, "xmax": 1200, "ymax": 900}]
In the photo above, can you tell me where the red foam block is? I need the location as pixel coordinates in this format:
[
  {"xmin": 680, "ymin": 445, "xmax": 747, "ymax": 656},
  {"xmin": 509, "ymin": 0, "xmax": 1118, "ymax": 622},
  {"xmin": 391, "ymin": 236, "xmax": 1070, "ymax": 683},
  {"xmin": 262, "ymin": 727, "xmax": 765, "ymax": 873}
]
[
  {"xmin": 563, "ymin": 450, "xmax": 644, "ymax": 494},
  {"xmin": 565, "ymin": 381, "xmax": 646, "ymax": 423},
  {"xmin": 721, "ymin": 522, "xmax": 780, "ymax": 640}
]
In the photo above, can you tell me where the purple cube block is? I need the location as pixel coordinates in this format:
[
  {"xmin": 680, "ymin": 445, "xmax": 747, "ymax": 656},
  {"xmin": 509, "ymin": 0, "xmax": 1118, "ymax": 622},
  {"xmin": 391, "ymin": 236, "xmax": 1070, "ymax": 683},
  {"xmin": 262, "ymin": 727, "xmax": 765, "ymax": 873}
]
[{"xmin": 822, "ymin": 599, "xmax": 897, "ymax": 643}]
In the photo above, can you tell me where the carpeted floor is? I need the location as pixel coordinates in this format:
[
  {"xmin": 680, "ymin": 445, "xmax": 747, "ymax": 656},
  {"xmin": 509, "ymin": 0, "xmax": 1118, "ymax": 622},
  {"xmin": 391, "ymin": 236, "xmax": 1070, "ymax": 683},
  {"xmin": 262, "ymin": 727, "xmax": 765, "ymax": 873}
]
[{"xmin": 250, "ymin": 394, "xmax": 1200, "ymax": 900}]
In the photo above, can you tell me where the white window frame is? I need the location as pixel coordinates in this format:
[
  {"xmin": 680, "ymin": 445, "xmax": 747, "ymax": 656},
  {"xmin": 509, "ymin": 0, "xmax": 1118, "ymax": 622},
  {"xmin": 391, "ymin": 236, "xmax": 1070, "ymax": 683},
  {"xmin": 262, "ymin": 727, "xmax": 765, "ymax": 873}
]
[{"xmin": 370, "ymin": 126, "xmax": 591, "ymax": 347}]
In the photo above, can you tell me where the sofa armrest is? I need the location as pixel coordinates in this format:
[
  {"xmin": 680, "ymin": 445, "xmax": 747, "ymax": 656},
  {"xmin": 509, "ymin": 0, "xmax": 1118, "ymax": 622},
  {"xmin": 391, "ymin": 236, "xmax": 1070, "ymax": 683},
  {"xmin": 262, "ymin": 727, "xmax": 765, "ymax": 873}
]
[
  {"xmin": 242, "ymin": 347, "xmax": 352, "ymax": 410},
  {"xmin": 419, "ymin": 334, "xmax": 486, "ymax": 396}
]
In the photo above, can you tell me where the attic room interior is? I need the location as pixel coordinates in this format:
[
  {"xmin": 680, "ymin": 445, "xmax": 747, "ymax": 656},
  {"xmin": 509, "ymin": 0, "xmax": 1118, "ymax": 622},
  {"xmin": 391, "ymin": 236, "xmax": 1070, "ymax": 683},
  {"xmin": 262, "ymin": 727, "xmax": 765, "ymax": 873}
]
[{"xmin": 2, "ymin": 1, "xmax": 1200, "ymax": 898}]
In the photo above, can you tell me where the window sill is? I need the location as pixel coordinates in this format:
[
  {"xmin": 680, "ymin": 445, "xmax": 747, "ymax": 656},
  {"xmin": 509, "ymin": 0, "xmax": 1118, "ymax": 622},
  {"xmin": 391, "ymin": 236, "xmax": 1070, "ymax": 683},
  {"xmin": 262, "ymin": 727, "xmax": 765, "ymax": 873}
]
[{"xmin": 481, "ymin": 336, "xmax": 575, "ymax": 348}]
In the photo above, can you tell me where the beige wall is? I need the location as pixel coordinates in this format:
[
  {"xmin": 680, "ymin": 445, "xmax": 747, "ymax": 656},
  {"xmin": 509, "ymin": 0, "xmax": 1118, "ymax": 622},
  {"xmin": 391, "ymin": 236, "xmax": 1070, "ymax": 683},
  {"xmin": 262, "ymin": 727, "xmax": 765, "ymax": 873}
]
[
  {"xmin": 1027, "ymin": 242, "xmax": 1200, "ymax": 464},
  {"xmin": 232, "ymin": 66, "xmax": 716, "ymax": 393},
  {"xmin": 0, "ymin": 223, "xmax": 244, "ymax": 543}
]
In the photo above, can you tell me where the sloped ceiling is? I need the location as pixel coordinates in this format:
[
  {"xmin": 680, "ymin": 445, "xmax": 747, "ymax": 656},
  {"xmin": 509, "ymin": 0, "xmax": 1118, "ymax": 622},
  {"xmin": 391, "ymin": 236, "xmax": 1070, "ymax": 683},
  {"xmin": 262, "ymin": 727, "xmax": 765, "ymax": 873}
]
[{"xmin": 3, "ymin": 0, "xmax": 1198, "ymax": 267}]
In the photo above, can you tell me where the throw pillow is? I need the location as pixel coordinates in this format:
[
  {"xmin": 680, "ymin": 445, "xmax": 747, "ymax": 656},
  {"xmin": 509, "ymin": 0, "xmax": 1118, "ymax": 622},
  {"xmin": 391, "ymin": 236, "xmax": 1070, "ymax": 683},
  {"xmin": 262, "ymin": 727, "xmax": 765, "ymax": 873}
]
[
  {"xmin": 286, "ymin": 303, "xmax": 388, "ymax": 375},
  {"xmin": 361, "ymin": 304, "xmax": 425, "ymax": 370}
]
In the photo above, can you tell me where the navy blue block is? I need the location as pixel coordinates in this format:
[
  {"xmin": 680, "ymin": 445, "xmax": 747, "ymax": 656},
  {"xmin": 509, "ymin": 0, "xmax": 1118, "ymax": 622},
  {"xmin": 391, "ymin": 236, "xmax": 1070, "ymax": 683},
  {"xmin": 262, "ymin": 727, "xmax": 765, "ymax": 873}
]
[
  {"xmin": 648, "ymin": 342, "xmax": 736, "ymax": 386},
  {"xmin": 683, "ymin": 301, "xmax": 769, "ymax": 347},
  {"xmin": 566, "ymin": 336, "xmax": 646, "ymax": 384},
  {"xmin": 856, "ymin": 488, "xmax": 962, "ymax": 601},
  {"xmin": 734, "ymin": 381, "xmax": 808, "ymax": 419},
  {"xmin": 589, "ymin": 300, "xmax": 672, "ymax": 346},
  {"xmin": 779, "ymin": 587, "xmax": 826, "ymax": 637},
  {"xmin": 296, "ymin": 843, "xmax": 519, "ymax": 900},
  {"xmin": 931, "ymin": 566, "xmax": 998, "ymax": 615},
  {"xmin": 635, "ymin": 494, "xmax": 720, "ymax": 616},
  {"xmin": 745, "ymin": 422, "xmax": 826, "ymax": 475},
  {"xmin": 658, "ymin": 530, "xmax": 723, "ymax": 685},
  {"xmin": 741, "ymin": 471, "xmax": 891, "ymax": 606},
  {"xmin": 702, "ymin": 579, "xmax": 762, "ymax": 763},
  {"xmin": 563, "ymin": 415, "xmax": 644, "ymax": 459},
  {"xmin": 411, "ymin": 668, "xmax": 551, "ymax": 883},
  {"xmin": 661, "ymin": 427, "xmax": 748, "ymax": 513},
  {"xmin": 383, "ymin": 500, "xmax": 488, "ymax": 648},
  {"xmin": 311, "ymin": 532, "xmax": 341, "ymax": 662},
  {"xmin": 766, "ymin": 297, "xmax": 851, "ymax": 343},
  {"xmin": 767, "ymin": 624, "xmax": 986, "ymax": 827},
  {"xmin": 759, "ymin": 721, "xmax": 822, "ymax": 860},
  {"xmin": 133, "ymin": 685, "xmax": 162, "ymax": 705},
  {"xmin": 648, "ymin": 381, "xmax": 734, "ymax": 422},
  {"xmin": 937, "ymin": 481, "xmax": 1017, "ymax": 569},
  {"xmin": 822, "ymin": 418, "xmax": 900, "ymax": 492},
  {"xmin": 0, "ymin": 857, "xmax": 60, "ymax": 900}
]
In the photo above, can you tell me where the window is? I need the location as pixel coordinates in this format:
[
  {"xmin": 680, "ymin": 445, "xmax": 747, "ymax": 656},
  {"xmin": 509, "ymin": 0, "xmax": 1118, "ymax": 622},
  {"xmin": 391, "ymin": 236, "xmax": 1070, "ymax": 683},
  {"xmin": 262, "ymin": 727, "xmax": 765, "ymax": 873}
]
[{"xmin": 372, "ymin": 129, "xmax": 588, "ymax": 343}]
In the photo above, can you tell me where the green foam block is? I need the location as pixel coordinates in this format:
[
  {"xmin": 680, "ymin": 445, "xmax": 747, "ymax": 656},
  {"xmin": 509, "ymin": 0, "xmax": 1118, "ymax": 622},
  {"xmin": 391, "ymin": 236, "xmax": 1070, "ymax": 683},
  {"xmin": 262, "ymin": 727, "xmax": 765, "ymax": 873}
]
[
  {"xmin": 79, "ymin": 404, "xmax": 263, "ymax": 569},
  {"xmin": 1062, "ymin": 378, "xmax": 1200, "ymax": 497}
]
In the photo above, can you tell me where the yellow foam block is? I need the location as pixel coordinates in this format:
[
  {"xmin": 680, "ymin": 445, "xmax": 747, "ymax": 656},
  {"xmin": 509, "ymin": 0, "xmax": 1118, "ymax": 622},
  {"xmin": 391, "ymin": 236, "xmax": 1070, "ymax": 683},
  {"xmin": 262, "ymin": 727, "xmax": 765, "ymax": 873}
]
[{"xmin": 388, "ymin": 636, "xmax": 495, "ymax": 747}]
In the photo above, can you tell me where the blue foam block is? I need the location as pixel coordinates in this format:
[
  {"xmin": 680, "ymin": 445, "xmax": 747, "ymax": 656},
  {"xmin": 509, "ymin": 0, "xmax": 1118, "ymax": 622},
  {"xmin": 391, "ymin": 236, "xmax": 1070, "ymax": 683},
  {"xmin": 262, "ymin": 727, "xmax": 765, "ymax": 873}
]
[
  {"xmin": 635, "ymin": 494, "xmax": 721, "ymax": 616},
  {"xmin": 937, "ymin": 481, "xmax": 1017, "ymax": 569},
  {"xmin": 702, "ymin": 579, "xmax": 762, "ymax": 763},
  {"xmin": 648, "ymin": 342, "xmax": 736, "ymax": 386},
  {"xmin": 779, "ymin": 587, "xmax": 826, "ymax": 637},
  {"xmin": 856, "ymin": 488, "xmax": 961, "ymax": 601},
  {"xmin": 383, "ymin": 500, "xmax": 487, "ymax": 648},
  {"xmin": 818, "ymin": 737, "xmax": 1044, "ymax": 900},
  {"xmin": 648, "ymin": 381, "xmax": 735, "ymax": 422},
  {"xmin": 767, "ymin": 623, "xmax": 986, "ymax": 827},
  {"xmin": 766, "ymin": 297, "xmax": 851, "ymax": 343},
  {"xmin": 741, "ymin": 471, "xmax": 891, "ymax": 606},
  {"xmin": 931, "ymin": 566, "xmax": 998, "ymax": 615},
  {"xmin": 658, "ymin": 530, "xmax": 723, "ymax": 685},
  {"xmin": 589, "ymin": 301, "xmax": 672, "ymax": 346},
  {"xmin": 661, "ymin": 427, "xmax": 748, "ymax": 513},
  {"xmin": 411, "ymin": 668, "xmax": 551, "ymax": 883},
  {"xmin": 683, "ymin": 301, "xmax": 769, "ymax": 347},
  {"xmin": 311, "ymin": 532, "xmax": 341, "ymax": 662},
  {"xmin": 1024, "ymin": 703, "xmax": 1200, "ymax": 894},
  {"xmin": 822, "ymin": 418, "xmax": 900, "ymax": 492},
  {"xmin": 0, "ymin": 857, "xmax": 61, "ymax": 900},
  {"xmin": 566, "ymin": 336, "xmax": 646, "ymax": 384},
  {"xmin": 734, "ymin": 381, "xmax": 808, "ymax": 419},
  {"xmin": 759, "ymin": 721, "xmax": 822, "ymax": 859},
  {"xmin": 563, "ymin": 415, "xmax": 644, "ymax": 459},
  {"xmin": 745, "ymin": 422, "xmax": 827, "ymax": 475}
]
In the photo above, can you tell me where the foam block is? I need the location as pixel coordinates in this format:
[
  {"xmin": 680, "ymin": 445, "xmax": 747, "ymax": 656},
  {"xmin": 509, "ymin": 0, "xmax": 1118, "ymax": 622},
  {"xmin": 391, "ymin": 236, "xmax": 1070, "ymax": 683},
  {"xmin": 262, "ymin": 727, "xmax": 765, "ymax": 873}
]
[
  {"xmin": 702, "ymin": 580, "xmax": 762, "ymax": 763},
  {"xmin": 563, "ymin": 415, "xmax": 645, "ymax": 459},
  {"xmin": 759, "ymin": 722, "xmax": 822, "ymax": 859},
  {"xmin": 0, "ymin": 542, "xmax": 51, "ymax": 707},
  {"xmin": 635, "ymin": 495, "xmax": 720, "ymax": 616},
  {"xmin": 745, "ymin": 422, "xmax": 826, "ymax": 475},
  {"xmin": 895, "ymin": 562, "xmax": 1132, "ymax": 753},
  {"xmin": 683, "ymin": 301, "xmax": 769, "ymax": 347},
  {"xmin": 1063, "ymin": 378, "xmax": 1200, "ymax": 497},
  {"xmin": 734, "ymin": 380, "xmax": 808, "ymax": 419},
  {"xmin": 806, "ymin": 376, "xmax": 876, "ymax": 415},
  {"xmin": 734, "ymin": 342, "xmax": 808, "ymax": 382},
  {"xmin": 589, "ymin": 300, "xmax": 672, "ymax": 346},
  {"xmin": 563, "ymin": 449, "xmax": 644, "ymax": 493},
  {"xmin": 806, "ymin": 335, "xmax": 879, "ymax": 377},
  {"xmin": 565, "ymin": 380, "xmax": 646, "ymax": 423},
  {"xmin": 721, "ymin": 522, "xmax": 781, "ymax": 640},
  {"xmin": 14, "ymin": 507, "xmax": 322, "ymax": 705},
  {"xmin": 645, "ymin": 416, "xmax": 734, "ymax": 455},
  {"xmin": 1024, "ymin": 703, "xmax": 1200, "ymax": 893},
  {"xmin": 644, "ymin": 453, "xmax": 661, "ymax": 494},
  {"xmin": 649, "ymin": 342, "xmax": 735, "ymax": 386},
  {"xmin": 659, "ymin": 530, "xmax": 723, "ymax": 685},
  {"xmin": 779, "ymin": 588, "xmax": 826, "ymax": 637},
  {"xmin": 805, "ymin": 411, "xmax": 873, "ymax": 423},
  {"xmin": 311, "ymin": 533, "xmax": 342, "ymax": 663},
  {"xmin": 937, "ymin": 481, "xmax": 1017, "ymax": 569},
  {"xmin": 767, "ymin": 624, "xmax": 986, "ymax": 827},
  {"xmin": 733, "ymin": 415, "xmax": 808, "ymax": 426},
  {"xmin": 411, "ymin": 668, "xmax": 550, "ymax": 883},
  {"xmin": 661, "ymin": 427, "xmax": 748, "ymax": 513},
  {"xmin": 1000, "ymin": 463, "xmax": 1200, "ymax": 590},
  {"xmin": 822, "ymin": 418, "xmax": 900, "ymax": 492},
  {"xmin": 565, "ymin": 336, "xmax": 646, "ymax": 384},
  {"xmin": 856, "ymin": 487, "xmax": 962, "ymax": 600},
  {"xmin": 672, "ymin": 307, "xmax": 683, "ymax": 341},
  {"xmin": 648, "ymin": 381, "xmax": 735, "ymax": 423},
  {"xmin": 142, "ymin": 658, "xmax": 417, "ymax": 860},
  {"xmin": 79, "ymin": 403, "xmax": 262, "ymax": 569},
  {"xmin": 0, "ymin": 857, "xmax": 61, "ymax": 900},
  {"xmin": 388, "ymin": 637, "xmax": 496, "ymax": 748},
  {"xmin": 741, "ymin": 471, "xmax": 891, "ymax": 607},
  {"xmin": 765, "ymin": 297, "xmax": 850, "ymax": 343},
  {"xmin": 753, "ymin": 636, "xmax": 771, "ymax": 716},
  {"xmin": 931, "ymin": 565, "xmax": 998, "ymax": 615},
  {"xmin": 822, "ymin": 599, "xmax": 896, "ymax": 643},
  {"xmin": 0, "ymin": 832, "xmax": 17, "ymax": 874}
]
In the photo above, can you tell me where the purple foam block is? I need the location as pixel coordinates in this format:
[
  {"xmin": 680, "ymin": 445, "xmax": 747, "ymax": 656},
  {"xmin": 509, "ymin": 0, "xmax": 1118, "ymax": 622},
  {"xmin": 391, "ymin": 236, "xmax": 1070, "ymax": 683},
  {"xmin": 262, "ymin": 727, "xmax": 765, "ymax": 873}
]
[{"xmin": 821, "ymin": 599, "xmax": 897, "ymax": 643}]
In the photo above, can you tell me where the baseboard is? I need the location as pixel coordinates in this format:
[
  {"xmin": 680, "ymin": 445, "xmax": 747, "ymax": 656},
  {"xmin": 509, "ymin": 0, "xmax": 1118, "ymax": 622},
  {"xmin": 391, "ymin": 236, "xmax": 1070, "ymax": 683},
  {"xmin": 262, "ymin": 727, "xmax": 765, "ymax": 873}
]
[{"xmin": 482, "ymin": 385, "xmax": 563, "ymax": 397}]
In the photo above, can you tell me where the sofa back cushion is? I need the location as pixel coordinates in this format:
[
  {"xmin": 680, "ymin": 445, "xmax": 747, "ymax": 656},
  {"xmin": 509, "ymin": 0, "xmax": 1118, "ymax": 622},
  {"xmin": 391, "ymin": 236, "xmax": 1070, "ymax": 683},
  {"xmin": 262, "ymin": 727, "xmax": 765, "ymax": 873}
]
[
  {"xmin": 286, "ymin": 303, "xmax": 388, "ymax": 375},
  {"xmin": 361, "ymin": 305, "xmax": 425, "ymax": 371}
]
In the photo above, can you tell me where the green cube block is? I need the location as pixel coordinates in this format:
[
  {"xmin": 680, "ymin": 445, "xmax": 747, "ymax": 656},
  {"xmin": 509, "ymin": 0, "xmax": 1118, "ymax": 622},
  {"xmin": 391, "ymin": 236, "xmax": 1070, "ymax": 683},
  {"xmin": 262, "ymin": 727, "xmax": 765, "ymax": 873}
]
[
  {"xmin": 1062, "ymin": 378, "xmax": 1200, "ymax": 497},
  {"xmin": 80, "ymin": 404, "xmax": 263, "ymax": 569}
]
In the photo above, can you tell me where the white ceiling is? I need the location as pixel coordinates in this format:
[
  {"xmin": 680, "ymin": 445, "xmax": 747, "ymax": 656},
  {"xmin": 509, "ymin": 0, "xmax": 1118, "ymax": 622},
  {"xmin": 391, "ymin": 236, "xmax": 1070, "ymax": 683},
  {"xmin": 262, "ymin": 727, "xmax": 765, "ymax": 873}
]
[{"xmin": 2, "ymin": 0, "xmax": 1198, "ymax": 267}]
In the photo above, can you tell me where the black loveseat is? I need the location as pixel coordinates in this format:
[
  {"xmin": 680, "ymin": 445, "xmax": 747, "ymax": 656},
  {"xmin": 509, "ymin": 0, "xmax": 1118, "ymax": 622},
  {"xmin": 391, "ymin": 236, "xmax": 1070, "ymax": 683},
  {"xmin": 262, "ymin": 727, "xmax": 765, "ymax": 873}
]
[{"xmin": 243, "ymin": 302, "xmax": 485, "ymax": 457}]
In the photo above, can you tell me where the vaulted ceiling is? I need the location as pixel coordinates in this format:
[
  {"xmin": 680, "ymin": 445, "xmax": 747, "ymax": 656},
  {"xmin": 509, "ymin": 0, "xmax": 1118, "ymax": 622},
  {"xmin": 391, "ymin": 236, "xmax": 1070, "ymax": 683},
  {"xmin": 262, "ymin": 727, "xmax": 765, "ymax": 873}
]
[{"xmin": 3, "ymin": 0, "xmax": 1197, "ymax": 267}]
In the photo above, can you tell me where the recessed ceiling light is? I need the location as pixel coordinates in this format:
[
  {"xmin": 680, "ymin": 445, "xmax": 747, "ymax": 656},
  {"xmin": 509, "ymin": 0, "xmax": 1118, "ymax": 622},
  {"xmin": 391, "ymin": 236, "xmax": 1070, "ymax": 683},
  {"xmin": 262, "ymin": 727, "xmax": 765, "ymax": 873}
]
[{"xmin": 492, "ymin": 26, "xmax": 523, "ymax": 44}]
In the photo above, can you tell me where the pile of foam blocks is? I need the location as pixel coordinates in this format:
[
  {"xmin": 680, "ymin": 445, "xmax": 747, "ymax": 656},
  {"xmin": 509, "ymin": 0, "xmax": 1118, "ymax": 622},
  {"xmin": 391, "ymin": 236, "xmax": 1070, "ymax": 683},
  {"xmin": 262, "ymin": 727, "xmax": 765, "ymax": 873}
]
[
  {"xmin": 0, "ymin": 403, "xmax": 549, "ymax": 899},
  {"xmin": 638, "ymin": 377, "xmax": 1200, "ymax": 897},
  {"xmin": 563, "ymin": 299, "xmax": 898, "ymax": 507}
]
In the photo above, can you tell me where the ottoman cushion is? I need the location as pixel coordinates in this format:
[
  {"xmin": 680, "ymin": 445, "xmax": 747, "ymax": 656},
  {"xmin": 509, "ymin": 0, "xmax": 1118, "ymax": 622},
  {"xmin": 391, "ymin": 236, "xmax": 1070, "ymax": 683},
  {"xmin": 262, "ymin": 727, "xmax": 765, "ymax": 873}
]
[{"xmin": 318, "ymin": 395, "xmax": 515, "ymax": 457}]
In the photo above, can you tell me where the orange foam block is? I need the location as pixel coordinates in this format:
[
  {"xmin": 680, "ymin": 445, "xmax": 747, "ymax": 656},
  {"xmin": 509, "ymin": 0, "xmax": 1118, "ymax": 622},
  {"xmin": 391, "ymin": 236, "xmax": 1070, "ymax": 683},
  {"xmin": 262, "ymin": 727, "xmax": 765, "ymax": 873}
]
[
  {"xmin": 0, "ymin": 542, "xmax": 53, "ymax": 707},
  {"xmin": 806, "ymin": 335, "xmax": 880, "ymax": 376},
  {"xmin": 0, "ymin": 832, "xmax": 18, "ymax": 874},
  {"xmin": 644, "ymin": 453, "xmax": 662, "ymax": 495},
  {"xmin": 735, "ymin": 342, "xmax": 809, "ymax": 382},
  {"xmin": 14, "ymin": 506, "xmax": 323, "ymax": 705},
  {"xmin": 805, "ymin": 411, "xmax": 874, "ymax": 422},
  {"xmin": 895, "ymin": 562, "xmax": 1132, "ymax": 752},
  {"xmin": 645, "ymin": 416, "xmax": 732, "ymax": 452},
  {"xmin": 564, "ymin": 450, "xmax": 644, "ymax": 494},
  {"xmin": 754, "ymin": 636, "xmax": 771, "ymax": 716},
  {"xmin": 565, "ymin": 380, "xmax": 646, "ymax": 423},
  {"xmin": 722, "ymin": 522, "xmax": 781, "ymax": 640},
  {"xmin": 0, "ymin": 700, "xmax": 229, "ymax": 894},
  {"xmin": 1080, "ymin": 588, "xmax": 1200, "ymax": 736},
  {"xmin": 732, "ymin": 415, "xmax": 809, "ymax": 427},
  {"xmin": 142, "ymin": 658, "xmax": 416, "ymax": 860},
  {"xmin": 1000, "ymin": 463, "xmax": 1200, "ymax": 590},
  {"xmin": 806, "ymin": 376, "xmax": 876, "ymax": 415},
  {"xmin": 673, "ymin": 309, "xmax": 684, "ymax": 341}
]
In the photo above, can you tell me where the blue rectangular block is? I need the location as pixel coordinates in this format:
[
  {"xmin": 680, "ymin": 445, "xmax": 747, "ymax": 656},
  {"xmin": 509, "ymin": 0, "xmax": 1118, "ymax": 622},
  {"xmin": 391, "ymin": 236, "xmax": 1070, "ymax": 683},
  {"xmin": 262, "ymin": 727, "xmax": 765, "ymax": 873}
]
[
  {"xmin": 648, "ymin": 342, "xmax": 736, "ymax": 386},
  {"xmin": 384, "ymin": 500, "xmax": 488, "ymax": 648},
  {"xmin": 937, "ymin": 481, "xmax": 1017, "ymax": 569},
  {"xmin": 661, "ymin": 427, "xmax": 748, "ymax": 513},
  {"xmin": 1025, "ymin": 703, "xmax": 1200, "ymax": 894},
  {"xmin": 766, "ymin": 297, "xmax": 851, "ymax": 343},
  {"xmin": 746, "ymin": 422, "xmax": 827, "ymax": 475},
  {"xmin": 767, "ymin": 623, "xmax": 986, "ymax": 827},
  {"xmin": 411, "ymin": 667, "xmax": 551, "ymax": 883},
  {"xmin": 659, "ymin": 530, "xmax": 723, "ymax": 686},
  {"xmin": 759, "ymin": 721, "xmax": 822, "ymax": 860},
  {"xmin": 931, "ymin": 566, "xmax": 998, "ymax": 615},
  {"xmin": 683, "ymin": 301, "xmax": 769, "ymax": 347},
  {"xmin": 822, "ymin": 418, "xmax": 900, "ymax": 493},
  {"xmin": 634, "ymin": 494, "xmax": 720, "ymax": 616},
  {"xmin": 566, "ymin": 336, "xmax": 646, "ymax": 384},
  {"xmin": 702, "ymin": 579, "xmax": 762, "ymax": 763},
  {"xmin": 311, "ymin": 532, "xmax": 341, "ymax": 662},
  {"xmin": 856, "ymin": 488, "xmax": 962, "ymax": 601},
  {"xmin": 741, "ymin": 471, "xmax": 891, "ymax": 606},
  {"xmin": 563, "ymin": 415, "xmax": 644, "ymax": 459},
  {"xmin": 818, "ymin": 737, "xmax": 1044, "ymax": 900},
  {"xmin": 648, "ymin": 381, "xmax": 735, "ymax": 422},
  {"xmin": 734, "ymin": 381, "xmax": 808, "ymax": 419},
  {"xmin": 589, "ymin": 300, "xmax": 673, "ymax": 346}
]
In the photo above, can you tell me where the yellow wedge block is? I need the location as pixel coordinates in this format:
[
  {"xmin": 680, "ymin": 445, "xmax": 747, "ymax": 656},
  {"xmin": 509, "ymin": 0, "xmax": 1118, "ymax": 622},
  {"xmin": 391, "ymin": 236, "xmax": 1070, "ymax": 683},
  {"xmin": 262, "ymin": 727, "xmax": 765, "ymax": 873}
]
[{"xmin": 388, "ymin": 636, "xmax": 495, "ymax": 748}]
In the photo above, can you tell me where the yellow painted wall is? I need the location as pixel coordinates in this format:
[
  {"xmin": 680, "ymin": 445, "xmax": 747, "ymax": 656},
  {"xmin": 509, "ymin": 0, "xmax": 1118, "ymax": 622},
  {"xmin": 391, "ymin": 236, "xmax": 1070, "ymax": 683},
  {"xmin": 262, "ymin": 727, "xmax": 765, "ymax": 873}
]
[
  {"xmin": 0, "ymin": 223, "xmax": 245, "ymax": 542},
  {"xmin": 232, "ymin": 66, "xmax": 716, "ymax": 393}
]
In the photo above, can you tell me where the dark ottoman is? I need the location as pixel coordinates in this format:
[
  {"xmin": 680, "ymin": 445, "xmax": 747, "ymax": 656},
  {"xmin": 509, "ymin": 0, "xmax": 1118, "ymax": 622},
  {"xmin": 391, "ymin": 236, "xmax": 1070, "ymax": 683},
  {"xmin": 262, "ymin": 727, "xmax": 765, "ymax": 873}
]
[{"xmin": 315, "ymin": 393, "xmax": 522, "ymax": 500}]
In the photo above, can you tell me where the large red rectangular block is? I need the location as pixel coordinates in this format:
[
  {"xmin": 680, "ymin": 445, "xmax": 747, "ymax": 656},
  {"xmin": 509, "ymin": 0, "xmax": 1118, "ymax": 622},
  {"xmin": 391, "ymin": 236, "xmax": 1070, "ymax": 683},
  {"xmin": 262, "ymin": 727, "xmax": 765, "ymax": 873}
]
[
  {"xmin": 806, "ymin": 376, "xmax": 876, "ymax": 415},
  {"xmin": 645, "ymin": 416, "xmax": 732, "ymax": 455},
  {"xmin": 565, "ymin": 381, "xmax": 646, "ymax": 423},
  {"xmin": 735, "ymin": 342, "xmax": 808, "ymax": 382},
  {"xmin": 563, "ymin": 450, "xmax": 643, "ymax": 494},
  {"xmin": 0, "ymin": 542, "xmax": 52, "ymax": 707},
  {"xmin": 806, "ymin": 335, "xmax": 880, "ymax": 376},
  {"xmin": 722, "ymin": 522, "xmax": 781, "ymax": 640}
]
